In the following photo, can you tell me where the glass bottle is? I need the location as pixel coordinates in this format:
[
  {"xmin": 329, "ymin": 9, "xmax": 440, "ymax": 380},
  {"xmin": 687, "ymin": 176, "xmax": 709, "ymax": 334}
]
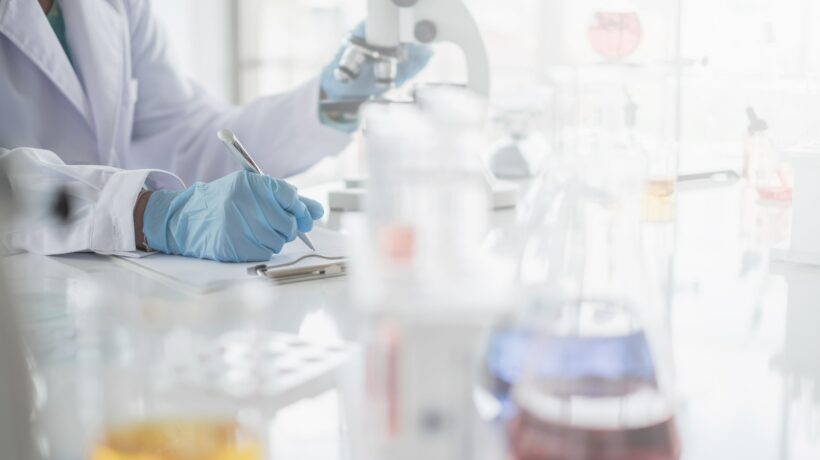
[
  {"xmin": 743, "ymin": 107, "xmax": 793, "ymax": 202},
  {"xmin": 348, "ymin": 88, "xmax": 514, "ymax": 460}
]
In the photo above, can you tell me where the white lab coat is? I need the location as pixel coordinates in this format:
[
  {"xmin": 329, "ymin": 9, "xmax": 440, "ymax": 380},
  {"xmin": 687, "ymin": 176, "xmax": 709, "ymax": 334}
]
[{"xmin": 0, "ymin": 0, "xmax": 350, "ymax": 256}]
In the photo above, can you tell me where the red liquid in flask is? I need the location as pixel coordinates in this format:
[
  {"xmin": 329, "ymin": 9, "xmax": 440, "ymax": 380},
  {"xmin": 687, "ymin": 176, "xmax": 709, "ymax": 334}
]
[{"xmin": 509, "ymin": 380, "xmax": 680, "ymax": 460}]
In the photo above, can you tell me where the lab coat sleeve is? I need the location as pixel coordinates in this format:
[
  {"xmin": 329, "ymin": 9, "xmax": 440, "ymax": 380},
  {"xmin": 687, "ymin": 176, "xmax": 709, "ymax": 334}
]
[
  {"xmin": 0, "ymin": 148, "xmax": 184, "ymax": 257},
  {"xmin": 123, "ymin": 0, "xmax": 351, "ymax": 185}
]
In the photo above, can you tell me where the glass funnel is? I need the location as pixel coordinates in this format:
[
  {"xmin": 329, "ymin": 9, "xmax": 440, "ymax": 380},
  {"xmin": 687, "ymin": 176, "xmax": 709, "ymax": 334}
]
[{"xmin": 508, "ymin": 150, "xmax": 681, "ymax": 460}]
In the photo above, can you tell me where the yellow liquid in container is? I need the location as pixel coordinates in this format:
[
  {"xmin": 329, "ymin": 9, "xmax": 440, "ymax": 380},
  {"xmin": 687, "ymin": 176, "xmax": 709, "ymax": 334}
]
[
  {"xmin": 91, "ymin": 420, "xmax": 261, "ymax": 460},
  {"xmin": 642, "ymin": 179, "xmax": 676, "ymax": 223}
]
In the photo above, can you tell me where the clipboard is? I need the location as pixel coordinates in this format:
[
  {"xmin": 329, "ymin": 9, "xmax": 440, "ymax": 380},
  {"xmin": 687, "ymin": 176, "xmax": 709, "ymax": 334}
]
[{"xmin": 116, "ymin": 228, "xmax": 349, "ymax": 292}]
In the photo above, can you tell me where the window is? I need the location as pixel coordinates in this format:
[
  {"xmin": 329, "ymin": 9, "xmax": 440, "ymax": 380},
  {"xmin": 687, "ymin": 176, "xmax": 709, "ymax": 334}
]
[{"xmin": 156, "ymin": 0, "xmax": 820, "ymax": 178}]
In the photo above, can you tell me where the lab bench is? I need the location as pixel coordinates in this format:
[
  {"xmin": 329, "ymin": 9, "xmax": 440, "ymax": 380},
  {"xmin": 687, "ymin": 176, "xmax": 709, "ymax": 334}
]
[{"xmin": 5, "ymin": 179, "xmax": 819, "ymax": 460}]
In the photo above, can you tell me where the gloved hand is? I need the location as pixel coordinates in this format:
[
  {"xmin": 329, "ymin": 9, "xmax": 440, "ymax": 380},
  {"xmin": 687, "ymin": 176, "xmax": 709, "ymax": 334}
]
[
  {"xmin": 321, "ymin": 22, "xmax": 433, "ymax": 104},
  {"xmin": 143, "ymin": 171, "xmax": 324, "ymax": 263}
]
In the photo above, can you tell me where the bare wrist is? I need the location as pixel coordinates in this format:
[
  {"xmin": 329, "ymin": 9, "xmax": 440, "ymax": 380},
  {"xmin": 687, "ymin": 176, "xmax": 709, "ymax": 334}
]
[{"xmin": 133, "ymin": 190, "xmax": 152, "ymax": 251}]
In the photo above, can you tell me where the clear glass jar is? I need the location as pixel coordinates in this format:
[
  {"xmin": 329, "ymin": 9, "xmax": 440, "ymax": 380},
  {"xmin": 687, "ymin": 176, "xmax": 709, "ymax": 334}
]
[{"xmin": 84, "ymin": 282, "xmax": 276, "ymax": 460}]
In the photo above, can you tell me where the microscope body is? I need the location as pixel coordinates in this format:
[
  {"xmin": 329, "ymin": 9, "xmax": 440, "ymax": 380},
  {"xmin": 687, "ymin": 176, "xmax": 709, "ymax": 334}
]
[
  {"xmin": 328, "ymin": 0, "xmax": 522, "ymax": 212},
  {"xmin": 335, "ymin": 0, "xmax": 491, "ymax": 97}
]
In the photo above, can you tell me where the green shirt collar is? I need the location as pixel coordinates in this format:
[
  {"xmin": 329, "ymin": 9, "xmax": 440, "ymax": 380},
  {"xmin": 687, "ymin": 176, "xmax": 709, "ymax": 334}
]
[{"xmin": 46, "ymin": 0, "xmax": 72, "ymax": 64}]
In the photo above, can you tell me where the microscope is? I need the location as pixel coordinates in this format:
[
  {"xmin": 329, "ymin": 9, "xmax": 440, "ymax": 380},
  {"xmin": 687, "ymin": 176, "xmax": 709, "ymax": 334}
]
[
  {"xmin": 334, "ymin": 0, "xmax": 490, "ymax": 96},
  {"xmin": 327, "ymin": 0, "xmax": 519, "ymax": 211}
]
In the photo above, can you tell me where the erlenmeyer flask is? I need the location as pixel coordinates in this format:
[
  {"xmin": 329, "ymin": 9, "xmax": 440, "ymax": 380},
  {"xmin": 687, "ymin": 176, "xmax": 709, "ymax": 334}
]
[{"xmin": 508, "ymin": 151, "xmax": 681, "ymax": 460}]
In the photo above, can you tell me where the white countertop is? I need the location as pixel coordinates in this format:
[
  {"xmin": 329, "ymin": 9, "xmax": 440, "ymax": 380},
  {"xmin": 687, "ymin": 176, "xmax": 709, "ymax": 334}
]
[{"xmin": 6, "ymin": 178, "xmax": 820, "ymax": 460}]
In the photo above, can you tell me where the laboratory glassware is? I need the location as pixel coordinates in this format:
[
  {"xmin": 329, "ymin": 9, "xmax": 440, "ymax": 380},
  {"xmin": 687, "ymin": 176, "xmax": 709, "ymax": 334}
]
[
  {"xmin": 508, "ymin": 150, "xmax": 681, "ymax": 460},
  {"xmin": 356, "ymin": 88, "xmax": 492, "ymax": 298},
  {"xmin": 84, "ymin": 283, "xmax": 277, "ymax": 460},
  {"xmin": 743, "ymin": 107, "xmax": 793, "ymax": 202},
  {"xmin": 543, "ymin": 0, "xmax": 682, "ymax": 221},
  {"xmin": 489, "ymin": 88, "xmax": 552, "ymax": 179},
  {"xmin": 640, "ymin": 140, "xmax": 677, "ymax": 224},
  {"xmin": 348, "ymin": 89, "xmax": 514, "ymax": 460}
]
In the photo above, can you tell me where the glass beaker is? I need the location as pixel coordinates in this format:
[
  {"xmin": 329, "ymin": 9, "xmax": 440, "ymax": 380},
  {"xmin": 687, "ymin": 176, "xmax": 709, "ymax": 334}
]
[
  {"xmin": 84, "ymin": 282, "xmax": 275, "ymax": 460},
  {"xmin": 508, "ymin": 151, "xmax": 681, "ymax": 460}
]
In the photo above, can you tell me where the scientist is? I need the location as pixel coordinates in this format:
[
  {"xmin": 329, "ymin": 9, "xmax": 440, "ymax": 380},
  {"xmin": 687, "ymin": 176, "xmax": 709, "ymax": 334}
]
[{"xmin": 0, "ymin": 0, "xmax": 430, "ymax": 262}]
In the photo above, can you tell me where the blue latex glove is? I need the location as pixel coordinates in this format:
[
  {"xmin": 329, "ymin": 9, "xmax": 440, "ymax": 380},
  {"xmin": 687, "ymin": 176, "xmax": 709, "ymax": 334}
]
[
  {"xmin": 320, "ymin": 23, "xmax": 433, "ymax": 131},
  {"xmin": 143, "ymin": 171, "xmax": 324, "ymax": 263}
]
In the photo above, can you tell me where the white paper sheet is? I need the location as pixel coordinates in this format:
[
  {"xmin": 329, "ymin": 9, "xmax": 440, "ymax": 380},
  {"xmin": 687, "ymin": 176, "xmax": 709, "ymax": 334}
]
[{"xmin": 115, "ymin": 227, "xmax": 348, "ymax": 292}]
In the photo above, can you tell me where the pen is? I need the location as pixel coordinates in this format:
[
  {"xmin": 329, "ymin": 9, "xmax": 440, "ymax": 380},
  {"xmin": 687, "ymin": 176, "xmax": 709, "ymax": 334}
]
[{"xmin": 217, "ymin": 129, "xmax": 317, "ymax": 252}]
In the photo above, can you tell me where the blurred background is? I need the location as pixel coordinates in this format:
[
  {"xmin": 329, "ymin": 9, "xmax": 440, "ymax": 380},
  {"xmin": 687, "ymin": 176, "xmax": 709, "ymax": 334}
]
[{"xmin": 151, "ymin": 0, "xmax": 820, "ymax": 182}]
